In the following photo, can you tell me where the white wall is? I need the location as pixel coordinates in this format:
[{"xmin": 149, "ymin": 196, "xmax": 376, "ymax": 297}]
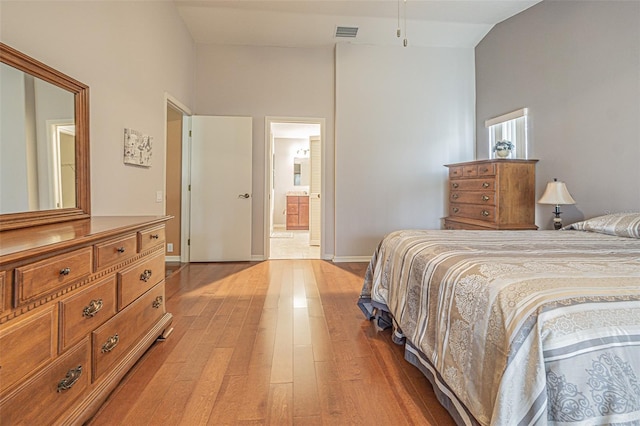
[
  {"xmin": 335, "ymin": 43, "xmax": 475, "ymax": 259},
  {"xmin": 194, "ymin": 44, "xmax": 335, "ymax": 258},
  {"xmin": 1, "ymin": 1, "xmax": 195, "ymax": 216},
  {"xmin": 476, "ymin": 1, "xmax": 640, "ymax": 228}
]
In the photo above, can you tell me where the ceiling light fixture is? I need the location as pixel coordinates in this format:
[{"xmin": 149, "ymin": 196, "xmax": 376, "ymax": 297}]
[{"xmin": 397, "ymin": 0, "xmax": 408, "ymax": 47}]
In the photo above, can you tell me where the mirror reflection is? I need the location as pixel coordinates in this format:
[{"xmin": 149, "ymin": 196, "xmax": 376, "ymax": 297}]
[
  {"xmin": 0, "ymin": 61, "xmax": 76, "ymax": 214},
  {"xmin": 293, "ymin": 157, "xmax": 310, "ymax": 186}
]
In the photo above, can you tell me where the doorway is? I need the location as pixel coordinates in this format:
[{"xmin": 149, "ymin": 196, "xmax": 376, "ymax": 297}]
[
  {"xmin": 265, "ymin": 117, "xmax": 324, "ymax": 260},
  {"xmin": 164, "ymin": 94, "xmax": 191, "ymax": 264}
]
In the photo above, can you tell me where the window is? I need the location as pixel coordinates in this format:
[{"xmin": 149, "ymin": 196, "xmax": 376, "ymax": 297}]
[{"xmin": 485, "ymin": 108, "xmax": 528, "ymax": 159}]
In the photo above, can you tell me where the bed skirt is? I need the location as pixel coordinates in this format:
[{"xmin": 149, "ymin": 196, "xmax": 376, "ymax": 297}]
[{"xmin": 404, "ymin": 340, "xmax": 479, "ymax": 426}]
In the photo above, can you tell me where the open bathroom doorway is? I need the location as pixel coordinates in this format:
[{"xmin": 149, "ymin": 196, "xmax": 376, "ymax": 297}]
[{"xmin": 265, "ymin": 117, "xmax": 323, "ymax": 260}]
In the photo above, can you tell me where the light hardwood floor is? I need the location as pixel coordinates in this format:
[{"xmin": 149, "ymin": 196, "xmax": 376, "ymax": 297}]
[{"xmin": 87, "ymin": 260, "xmax": 456, "ymax": 425}]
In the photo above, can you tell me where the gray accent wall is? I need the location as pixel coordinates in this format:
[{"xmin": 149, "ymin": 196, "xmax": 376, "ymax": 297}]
[{"xmin": 476, "ymin": 0, "xmax": 640, "ymax": 229}]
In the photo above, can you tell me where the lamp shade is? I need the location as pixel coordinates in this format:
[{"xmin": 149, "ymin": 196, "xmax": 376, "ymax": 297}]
[{"xmin": 538, "ymin": 179, "xmax": 576, "ymax": 205}]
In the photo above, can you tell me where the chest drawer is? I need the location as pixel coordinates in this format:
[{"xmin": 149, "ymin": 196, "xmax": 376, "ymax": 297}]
[
  {"xmin": 138, "ymin": 225, "xmax": 166, "ymax": 253},
  {"xmin": 117, "ymin": 251, "xmax": 165, "ymax": 309},
  {"xmin": 448, "ymin": 166, "xmax": 464, "ymax": 179},
  {"xmin": 59, "ymin": 276, "xmax": 117, "ymax": 352},
  {"xmin": 444, "ymin": 218, "xmax": 493, "ymax": 230},
  {"xmin": 477, "ymin": 163, "xmax": 496, "ymax": 176},
  {"xmin": 450, "ymin": 178, "xmax": 495, "ymax": 192},
  {"xmin": 450, "ymin": 203, "xmax": 496, "ymax": 222},
  {"xmin": 462, "ymin": 164, "xmax": 478, "ymax": 177},
  {"xmin": 92, "ymin": 282, "xmax": 165, "ymax": 381},
  {"xmin": 0, "ymin": 305, "xmax": 57, "ymax": 394},
  {"xmin": 94, "ymin": 233, "xmax": 137, "ymax": 270},
  {"xmin": 450, "ymin": 191, "xmax": 495, "ymax": 205},
  {"xmin": 0, "ymin": 338, "xmax": 90, "ymax": 425},
  {"xmin": 14, "ymin": 247, "xmax": 93, "ymax": 306}
]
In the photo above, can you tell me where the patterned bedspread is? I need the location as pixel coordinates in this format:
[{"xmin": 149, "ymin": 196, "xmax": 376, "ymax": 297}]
[{"xmin": 359, "ymin": 229, "xmax": 640, "ymax": 425}]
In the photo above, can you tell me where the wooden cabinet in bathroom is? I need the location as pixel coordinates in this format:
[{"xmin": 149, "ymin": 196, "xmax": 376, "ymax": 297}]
[{"xmin": 286, "ymin": 196, "xmax": 309, "ymax": 230}]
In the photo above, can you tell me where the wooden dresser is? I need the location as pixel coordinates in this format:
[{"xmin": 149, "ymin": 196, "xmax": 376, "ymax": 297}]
[
  {"xmin": 286, "ymin": 195, "xmax": 309, "ymax": 230},
  {"xmin": 0, "ymin": 216, "xmax": 173, "ymax": 425},
  {"xmin": 444, "ymin": 159, "xmax": 538, "ymax": 230}
]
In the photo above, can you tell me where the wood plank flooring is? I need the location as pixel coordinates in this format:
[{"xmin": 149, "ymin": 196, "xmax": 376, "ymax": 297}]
[{"xmin": 87, "ymin": 260, "xmax": 456, "ymax": 425}]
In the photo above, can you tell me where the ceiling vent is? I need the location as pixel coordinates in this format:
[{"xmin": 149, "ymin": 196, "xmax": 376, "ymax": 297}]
[{"xmin": 335, "ymin": 26, "xmax": 358, "ymax": 38}]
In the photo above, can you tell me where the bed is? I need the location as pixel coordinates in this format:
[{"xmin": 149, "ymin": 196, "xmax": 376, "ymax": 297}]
[{"xmin": 358, "ymin": 213, "xmax": 640, "ymax": 425}]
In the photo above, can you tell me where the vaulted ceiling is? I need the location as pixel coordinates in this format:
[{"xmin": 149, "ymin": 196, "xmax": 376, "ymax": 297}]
[{"xmin": 174, "ymin": 0, "xmax": 541, "ymax": 49}]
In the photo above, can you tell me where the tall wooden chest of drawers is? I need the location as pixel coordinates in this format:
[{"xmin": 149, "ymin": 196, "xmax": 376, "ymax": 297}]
[
  {"xmin": 0, "ymin": 216, "xmax": 173, "ymax": 425},
  {"xmin": 444, "ymin": 159, "xmax": 538, "ymax": 230}
]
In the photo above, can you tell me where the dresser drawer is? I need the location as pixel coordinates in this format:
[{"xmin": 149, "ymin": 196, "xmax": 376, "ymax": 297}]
[
  {"xmin": 0, "ymin": 305, "xmax": 57, "ymax": 394},
  {"xmin": 450, "ymin": 178, "xmax": 495, "ymax": 191},
  {"xmin": 59, "ymin": 275, "xmax": 117, "ymax": 352},
  {"xmin": 450, "ymin": 191, "xmax": 495, "ymax": 205},
  {"xmin": 0, "ymin": 338, "xmax": 90, "ymax": 425},
  {"xmin": 448, "ymin": 166, "xmax": 463, "ymax": 178},
  {"xmin": 477, "ymin": 163, "xmax": 496, "ymax": 176},
  {"xmin": 462, "ymin": 164, "xmax": 478, "ymax": 177},
  {"xmin": 94, "ymin": 233, "xmax": 137, "ymax": 270},
  {"xmin": 14, "ymin": 246, "xmax": 93, "ymax": 306},
  {"xmin": 92, "ymin": 282, "xmax": 165, "ymax": 381},
  {"xmin": 117, "ymin": 251, "xmax": 165, "ymax": 309},
  {"xmin": 444, "ymin": 218, "xmax": 493, "ymax": 230},
  {"xmin": 138, "ymin": 225, "xmax": 166, "ymax": 253},
  {"xmin": 450, "ymin": 203, "xmax": 496, "ymax": 222}
]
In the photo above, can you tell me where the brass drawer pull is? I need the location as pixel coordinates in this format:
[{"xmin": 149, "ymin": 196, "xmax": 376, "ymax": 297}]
[
  {"xmin": 140, "ymin": 269, "xmax": 153, "ymax": 282},
  {"xmin": 453, "ymin": 207, "xmax": 459, "ymax": 213},
  {"xmin": 101, "ymin": 334, "xmax": 119, "ymax": 353},
  {"xmin": 57, "ymin": 365, "xmax": 82, "ymax": 392},
  {"xmin": 152, "ymin": 296, "xmax": 163, "ymax": 309},
  {"xmin": 452, "ymin": 194, "xmax": 459, "ymax": 199},
  {"xmin": 83, "ymin": 299, "xmax": 103, "ymax": 317},
  {"xmin": 482, "ymin": 195, "xmax": 490, "ymax": 201},
  {"xmin": 481, "ymin": 210, "xmax": 490, "ymax": 217},
  {"xmin": 150, "ymin": 234, "xmax": 160, "ymax": 239},
  {"xmin": 452, "ymin": 183, "xmax": 459, "ymax": 188},
  {"xmin": 481, "ymin": 168, "xmax": 489, "ymax": 173},
  {"xmin": 482, "ymin": 182, "xmax": 490, "ymax": 188},
  {"xmin": 116, "ymin": 247, "xmax": 126, "ymax": 253},
  {"xmin": 60, "ymin": 267, "xmax": 71, "ymax": 276}
]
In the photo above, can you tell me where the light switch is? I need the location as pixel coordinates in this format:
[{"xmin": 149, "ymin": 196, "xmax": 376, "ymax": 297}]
[{"xmin": 156, "ymin": 190, "xmax": 163, "ymax": 202}]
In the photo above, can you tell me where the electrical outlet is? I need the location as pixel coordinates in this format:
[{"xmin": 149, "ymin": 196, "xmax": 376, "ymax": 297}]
[
  {"xmin": 167, "ymin": 243, "xmax": 173, "ymax": 253},
  {"xmin": 156, "ymin": 190, "xmax": 163, "ymax": 202}
]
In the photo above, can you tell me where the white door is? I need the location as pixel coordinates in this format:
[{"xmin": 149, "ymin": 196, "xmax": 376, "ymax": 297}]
[
  {"xmin": 190, "ymin": 116, "xmax": 252, "ymax": 261},
  {"xmin": 309, "ymin": 135, "xmax": 321, "ymax": 246}
]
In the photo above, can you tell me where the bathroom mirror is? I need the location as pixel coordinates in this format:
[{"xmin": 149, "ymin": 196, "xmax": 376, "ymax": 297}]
[
  {"xmin": 0, "ymin": 43, "xmax": 90, "ymax": 231},
  {"xmin": 293, "ymin": 157, "xmax": 310, "ymax": 186}
]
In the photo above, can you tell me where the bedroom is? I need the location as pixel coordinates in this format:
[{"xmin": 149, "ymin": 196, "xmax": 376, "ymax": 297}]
[{"xmin": 0, "ymin": 0, "xmax": 638, "ymax": 424}]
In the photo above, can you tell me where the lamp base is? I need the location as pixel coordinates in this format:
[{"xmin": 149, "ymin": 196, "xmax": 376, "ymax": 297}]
[{"xmin": 553, "ymin": 205, "xmax": 563, "ymax": 230}]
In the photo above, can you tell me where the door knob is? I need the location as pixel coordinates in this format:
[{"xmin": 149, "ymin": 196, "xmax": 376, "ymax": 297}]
[{"xmin": 238, "ymin": 193, "xmax": 250, "ymax": 199}]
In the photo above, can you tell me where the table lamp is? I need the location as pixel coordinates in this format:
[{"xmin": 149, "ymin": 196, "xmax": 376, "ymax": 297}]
[{"xmin": 538, "ymin": 178, "xmax": 576, "ymax": 230}]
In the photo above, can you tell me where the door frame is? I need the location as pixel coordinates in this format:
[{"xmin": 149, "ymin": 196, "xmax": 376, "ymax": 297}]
[
  {"xmin": 264, "ymin": 116, "xmax": 325, "ymax": 260},
  {"xmin": 164, "ymin": 92, "xmax": 192, "ymax": 263}
]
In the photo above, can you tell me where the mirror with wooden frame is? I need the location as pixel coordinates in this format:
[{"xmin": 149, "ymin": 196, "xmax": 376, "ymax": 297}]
[{"xmin": 0, "ymin": 42, "xmax": 90, "ymax": 231}]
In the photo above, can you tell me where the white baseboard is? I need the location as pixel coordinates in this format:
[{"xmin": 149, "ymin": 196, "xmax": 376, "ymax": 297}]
[
  {"xmin": 251, "ymin": 255, "xmax": 266, "ymax": 261},
  {"xmin": 165, "ymin": 255, "xmax": 181, "ymax": 262},
  {"xmin": 332, "ymin": 256, "xmax": 371, "ymax": 263}
]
